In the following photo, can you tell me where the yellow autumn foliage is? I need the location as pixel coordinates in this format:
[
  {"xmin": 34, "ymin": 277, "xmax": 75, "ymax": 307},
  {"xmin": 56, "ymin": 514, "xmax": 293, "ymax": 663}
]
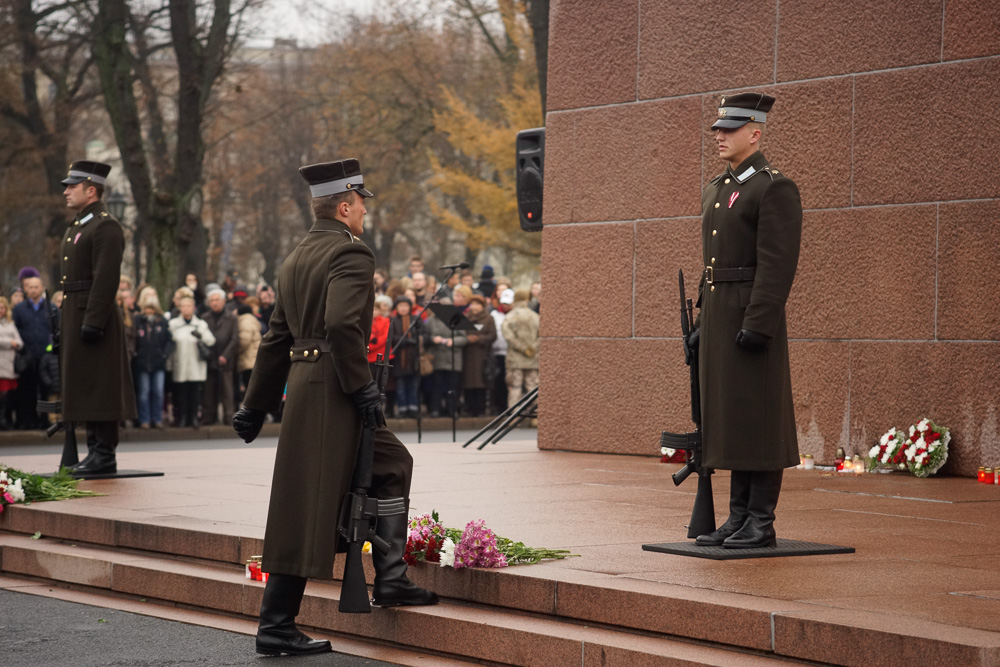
[{"xmin": 429, "ymin": 1, "xmax": 543, "ymax": 257}]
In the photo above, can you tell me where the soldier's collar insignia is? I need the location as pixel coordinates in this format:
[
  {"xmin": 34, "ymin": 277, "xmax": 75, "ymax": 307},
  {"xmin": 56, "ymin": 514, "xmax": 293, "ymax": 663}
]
[
  {"xmin": 735, "ymin": 165, "xmax": 756, "ymax": 183},
  {"xmin": 79, "ymin": 212, "xmax": 94, "ymax": 225}
]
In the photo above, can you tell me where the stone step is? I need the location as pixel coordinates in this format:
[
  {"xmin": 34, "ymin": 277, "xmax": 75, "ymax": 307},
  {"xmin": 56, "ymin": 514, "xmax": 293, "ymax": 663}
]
[
  {"xmin": 0, "ymin": 533, "xmax": 807, "ymax": 666},
  {"xmin": 5, "ymin": 503, "xmax": 1000, "ymax": 666}
]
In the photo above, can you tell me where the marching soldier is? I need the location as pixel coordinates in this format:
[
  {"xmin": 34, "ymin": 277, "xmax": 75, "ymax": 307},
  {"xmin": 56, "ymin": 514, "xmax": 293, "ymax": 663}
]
[
  {"xmin": 693, "ymin": 94, "xmax": 802, "ymax": 549},
  {"xmin": 232, "ymin": 159, "xmax": 438, "ymax": 657},
  {"xmin": 60, "ymin": 161, "xmax": 137, "ymax": 474}
]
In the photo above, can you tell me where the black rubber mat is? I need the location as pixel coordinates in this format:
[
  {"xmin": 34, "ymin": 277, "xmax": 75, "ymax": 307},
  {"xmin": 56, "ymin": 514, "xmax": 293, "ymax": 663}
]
[{"xmin": 642, "ymin": 538, "xmax": 855, "ymax": 560}]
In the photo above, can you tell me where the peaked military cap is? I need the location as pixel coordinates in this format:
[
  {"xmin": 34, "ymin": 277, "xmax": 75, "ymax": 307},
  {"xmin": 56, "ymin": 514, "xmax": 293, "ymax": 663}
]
[
  {"xmin": 299, "ymin": 159, "xmax": 374, "ymax": 199},
  {"xmin": 61, "ymin": 160, "xmax": 112, "ymax": 186},
  {"xmin": 712, "ymin": 93, "xmax": 776, "ymax": 130}
]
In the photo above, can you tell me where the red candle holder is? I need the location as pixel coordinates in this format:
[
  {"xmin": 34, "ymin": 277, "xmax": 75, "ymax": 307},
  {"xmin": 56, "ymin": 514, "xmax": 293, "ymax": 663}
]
[{"xmin": 978, "ymin": 467, "xmax": 988, "ymax": 483}]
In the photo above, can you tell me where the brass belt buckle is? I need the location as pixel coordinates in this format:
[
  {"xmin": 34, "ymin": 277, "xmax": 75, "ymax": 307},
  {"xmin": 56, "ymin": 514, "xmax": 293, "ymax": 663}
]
[{"xmin": 705, "ymin": 266, "xmax": 714, "ymax": 285}]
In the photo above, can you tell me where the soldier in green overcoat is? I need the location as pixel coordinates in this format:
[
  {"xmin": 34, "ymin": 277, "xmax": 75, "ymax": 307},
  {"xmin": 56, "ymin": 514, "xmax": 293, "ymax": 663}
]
[
  {"xmin": 59, "ymin": 161, "xmax": 137, "ymax": 475},
  {"xmin": 693, "ymin": 94, "xmax": 802, "ymax": 549},
  {"xmin": 232, "ymin": 159, "xmax": 437, "ymax": 657}
]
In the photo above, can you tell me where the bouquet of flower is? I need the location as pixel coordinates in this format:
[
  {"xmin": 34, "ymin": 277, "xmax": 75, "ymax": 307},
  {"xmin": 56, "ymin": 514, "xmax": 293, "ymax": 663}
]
[
  {"xmin": 0, "ymin": 465, "xmax": 98, "ymax": 513},
  {"xmin": 405, "ymin": 510, "xmax": 576, "ymax": 569},
  {"xmin": 903, "ymin": 418, "xmax": 950, "ymax": 478},
  {"xmin": 0, "ymin": 469, "xmax": 26, "ymax": 513},
  {"xmin": 404, "ymin": 512, "xmax": 449, "ymax": 565},
  {"xmin": 659, "ymin": 446, "xmax": 685, "ymax": 464},
  {"xmin": 868, "ymin": 428, "xmax": 908, "ymax": 471}
]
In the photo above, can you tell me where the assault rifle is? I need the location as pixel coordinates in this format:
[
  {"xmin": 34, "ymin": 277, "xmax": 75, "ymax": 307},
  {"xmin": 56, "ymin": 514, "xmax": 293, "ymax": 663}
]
[
  {"xmin": 35, "ymin": 293, "xmax": 77, "ymax": 470},
  {"xmin": 660, "ymin": 269, "xmax": 716, "ymax": 539},
  {"xmin": 337, "ymin": 336, "xmax": 405, "ymax": 613}
]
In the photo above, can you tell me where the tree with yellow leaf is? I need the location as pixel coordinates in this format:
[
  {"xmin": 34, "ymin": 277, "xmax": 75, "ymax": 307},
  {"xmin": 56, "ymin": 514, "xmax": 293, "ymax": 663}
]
[{"xmin": 429, "ymin": 0, "xmax": 543, "ymax": 260}]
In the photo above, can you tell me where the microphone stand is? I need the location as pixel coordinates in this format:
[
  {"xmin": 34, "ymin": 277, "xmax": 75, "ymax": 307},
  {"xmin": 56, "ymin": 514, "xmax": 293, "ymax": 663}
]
[{"xmin": 389, "ymin": 267, "xmax": 459, "ymax": 443}]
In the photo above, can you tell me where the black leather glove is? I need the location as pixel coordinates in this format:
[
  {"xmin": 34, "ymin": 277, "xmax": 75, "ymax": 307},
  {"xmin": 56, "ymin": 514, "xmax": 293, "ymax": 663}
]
[
  {"xmin": 735, "ymin": 328, "xmax": 770, "ymax": 351},
  {"xmin": 351, "ymin": 380, "xmax": 385, "ymax": 430},
  {"xmin": 232, "ymin": 406, "xmax": 266, "ymax": 443},
  {"xmin": 687, "ymin": 327, "xmax": 700, "ymax": 350},
  {"xmin": 80, "ymin": 325, "xmax": 103, "ymax": 342},
  {"xmin": 190, "ymin": 329, "xmax": 202, "ymax": 340}
]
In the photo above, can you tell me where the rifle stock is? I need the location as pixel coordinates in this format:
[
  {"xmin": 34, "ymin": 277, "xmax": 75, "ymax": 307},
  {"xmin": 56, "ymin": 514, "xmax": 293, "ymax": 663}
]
[
  {"xmin": 661, "ymin": 269, "xmax": 716, "ymax": 539},
  {"xmin": 338, "ymin": 338, "xmax": 394, "ymax": 613}
]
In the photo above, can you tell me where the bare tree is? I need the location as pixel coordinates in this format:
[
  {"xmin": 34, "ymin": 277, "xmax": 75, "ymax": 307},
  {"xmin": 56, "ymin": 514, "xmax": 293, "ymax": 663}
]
[
  {"xmin": 0, "ymin": 0, "xmax": 99, "ymax": 283},
  {"xmin": 91, "ymin": 0, "xmax": 253, "ymax": 297}
]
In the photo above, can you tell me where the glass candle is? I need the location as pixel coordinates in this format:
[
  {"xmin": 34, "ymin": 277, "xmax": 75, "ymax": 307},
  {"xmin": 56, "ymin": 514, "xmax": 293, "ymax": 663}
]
[
  {"xmin": 803, "ymin": 454, "xmax": 815, "ymax": 470},
  {"xmin": 978, "ymin": 467, "xmax": 986, "ymax": 483}
]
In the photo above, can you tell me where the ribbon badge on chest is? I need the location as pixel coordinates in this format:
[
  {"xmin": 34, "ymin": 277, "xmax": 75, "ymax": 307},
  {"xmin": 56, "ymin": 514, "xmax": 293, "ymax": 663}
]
[
  {"xmin": 73, "ymin": 232, "xmax": 82, "ymax": 244},
  {"xmin": 728, "ymin": 191, "xmax": 740, "ymax": 209}
]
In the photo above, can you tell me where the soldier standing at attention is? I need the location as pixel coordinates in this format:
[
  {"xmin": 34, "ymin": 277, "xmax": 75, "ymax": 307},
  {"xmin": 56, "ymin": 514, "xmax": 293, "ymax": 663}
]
[
  {"xmin": 232, "ymin": 159, "xmax": 438, "ymax": 657},
  {"xmin": 60, "ymin": 161, "xmax": 137, "ymax": 475},
  {"xmin": 693, "ymin": 94, "xmax": 802, "ymax": 549}
]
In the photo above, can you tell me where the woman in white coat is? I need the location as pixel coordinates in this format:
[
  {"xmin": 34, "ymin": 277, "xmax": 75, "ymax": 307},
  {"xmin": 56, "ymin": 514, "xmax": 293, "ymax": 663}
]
[
  {"xmin": 168, "ymin": 296, "xmax": 215, "ymax": 428},
  {"xmin": 0, "ymin": 296, "xmax": 24, "ymax": 430}
]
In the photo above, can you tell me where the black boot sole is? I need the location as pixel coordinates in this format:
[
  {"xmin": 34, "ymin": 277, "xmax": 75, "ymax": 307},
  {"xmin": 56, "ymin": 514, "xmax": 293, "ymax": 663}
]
[
  {"xmin": 371, "ymin": 595, "xmax": 439, "ymax": 607},
  {"xmin": 255, "ymin": 640, "xmax": 332, "ymax": 656}
]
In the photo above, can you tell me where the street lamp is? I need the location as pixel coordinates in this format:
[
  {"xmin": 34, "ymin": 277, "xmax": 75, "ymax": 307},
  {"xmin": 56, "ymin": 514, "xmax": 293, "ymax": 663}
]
[{"xmin": 106, "ymin": 189, "xmax": 128, "ymax": 220}]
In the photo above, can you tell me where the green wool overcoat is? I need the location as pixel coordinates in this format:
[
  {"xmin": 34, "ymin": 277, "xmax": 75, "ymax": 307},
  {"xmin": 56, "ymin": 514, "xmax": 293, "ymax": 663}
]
[
  {"xmin": 243, "ymin": 217, "xmax": 411, "ymax": 580},
  {"xmin": 59, "ymin": 201, "xmax": 137, "ymax": 422},
  {"xmin": 697, "ymin": 151, "xmax": 802, "ymax": 471}
]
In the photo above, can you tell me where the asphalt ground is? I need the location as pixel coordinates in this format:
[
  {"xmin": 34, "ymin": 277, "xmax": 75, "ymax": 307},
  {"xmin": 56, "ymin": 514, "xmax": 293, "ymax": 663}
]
[{"xmin": 0, "ymin": 588, "xmax": 394, "ymax": 667}]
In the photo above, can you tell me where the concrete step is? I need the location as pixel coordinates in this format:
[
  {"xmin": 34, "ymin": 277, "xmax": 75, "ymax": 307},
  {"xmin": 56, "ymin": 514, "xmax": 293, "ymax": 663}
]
[{"xmin": 0, "ymin": 533, "xmax": 810, "ymax": 666}]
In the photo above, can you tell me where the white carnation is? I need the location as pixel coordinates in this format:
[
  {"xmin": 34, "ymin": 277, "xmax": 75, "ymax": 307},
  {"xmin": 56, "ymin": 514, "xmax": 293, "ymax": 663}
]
[
  {"xmin": 6, "ymin": 478, "xmax": 25, "ymax": 503},
  {"xmin": 439, "ymin": 538, "xmax": 456, "ymax": 568},
  {"xmin": 918, "ymin": 419, "xmax": 930, "ymax": 431},
  {"xmin": 869, "ymin": 445, "xmax": 880, "ymax": 458}
]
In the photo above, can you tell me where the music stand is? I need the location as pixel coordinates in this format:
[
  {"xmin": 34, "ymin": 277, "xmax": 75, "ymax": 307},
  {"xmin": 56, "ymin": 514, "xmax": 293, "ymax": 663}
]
[{"xmin": 427, "ymin": 303, "xmax": 477, "ymax": 442}]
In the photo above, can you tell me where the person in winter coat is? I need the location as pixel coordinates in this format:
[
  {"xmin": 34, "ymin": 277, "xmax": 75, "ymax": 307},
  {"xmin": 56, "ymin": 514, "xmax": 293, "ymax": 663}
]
[
  {"xmin": 389, "ymin": 296, "xmax": 420, "ymax": 417},
  {"xmin": 202, "ymin": 288, "xmax": 239, "ymax": 426},
  {"xmin": 461, "ymin": 295, "xmax": 496, "ymax": 417},
  {"xmin": 422, "ymin": 297, "xmax": 467, "ymax": 418},
  {"xmin": 168, "ymin": 296, "xmax": 215, "ymax": 428},
  {"xmin": 236, "ymin": 301, "xmax": 262, "ymax": 404},
  {"xmin": 134, "ymin": 291, "xmax": 173, "ymax": 428},
  {"xmin": 501, "ymin": 289, "xmax": 540, "ymax": 407},
  {"xmin": 0, "ymin": 296, "xmax": 24, "ymax": 430}
]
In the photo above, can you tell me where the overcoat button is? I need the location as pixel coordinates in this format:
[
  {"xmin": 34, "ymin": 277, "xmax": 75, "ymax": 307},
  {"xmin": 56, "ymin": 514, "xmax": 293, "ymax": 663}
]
[
  {"xmin": 724, "ymin": 178, "xmax": 730, "ymax": 184},
  {"xmin": 313, "ymin": 349, "xmax": 319, "ymax": 355},
  {"xmin": 304, "ymin": 350, "xmax": 309, "ymax": 357},
  {"xmin": 710, "ymin": 286, "xmax": 715, "ymax": 292},
  {"xmin": 712, "ymin": 230, "xmax": 717, "ymax": 236},
  {"xmin": 290, "ymin": 351, "xmax": 294, "ymax": 358},
  {"xmin": 714, "ymin": 202, "xmax": 720, "ymax": 208},
  {"xmin": 711, "ymin": 257, "xmax": 715, "ymax": 264}
]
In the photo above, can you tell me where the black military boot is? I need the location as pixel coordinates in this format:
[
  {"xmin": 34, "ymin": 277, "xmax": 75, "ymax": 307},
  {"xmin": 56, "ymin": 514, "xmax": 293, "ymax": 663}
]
[
  {"xmin": 256, "ymin": 573, "xmax": 332, "ymax": 656},
  {"xmin": 696, "ymin": 470, "xmax": 752, "ymax": 546},
  {"xmin": 68, "ymin": 423, "xmax": 99, "ymax": 472},
  {"xmin": 71, "ymin": 422, "xmax": 118, "ymax": 475},
  {"xmin": 371, "ymin": 512, "xmax": 439, "ymax": 607},
  {"xmin": 723, "ymin": 470, "xmax": 783, "ymax": 549}
]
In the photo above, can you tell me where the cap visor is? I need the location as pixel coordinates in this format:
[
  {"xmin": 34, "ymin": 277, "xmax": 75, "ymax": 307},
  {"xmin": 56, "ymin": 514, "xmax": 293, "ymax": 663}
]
[
  {"xmin": 711, "ymin": 118, "xmax": 750, "ymax": 130},
  {"xmin": 357, "ymin": 187, "xmax": 374, "ymax": 198},
  {"xmin": 61, "ymin": 177, "xmax": 85, "ymax": 185}
]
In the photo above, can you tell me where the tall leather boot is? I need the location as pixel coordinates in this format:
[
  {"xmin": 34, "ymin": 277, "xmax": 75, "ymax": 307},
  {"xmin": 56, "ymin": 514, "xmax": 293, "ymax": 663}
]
[
  {"xmin": 71, "ymin": 422, "xmax": 118, "ymax": 475},
  {"xmin": 723, "ymin": 470, "xmax": 783, "ymax": 549},
  {"xmin": 256, "ymin": 573, "xmax": 331, "ymax": 656},
  {"xmin": 68, "ymin": 423, "xmax": 100, "ymax": 472},
  {"xmin": 695, "ymin": 470, "xmax": 752, "ymax": 546},
  {"xmin": 371, "ymin": 512, "xmax": 439, "ymax": 607}
]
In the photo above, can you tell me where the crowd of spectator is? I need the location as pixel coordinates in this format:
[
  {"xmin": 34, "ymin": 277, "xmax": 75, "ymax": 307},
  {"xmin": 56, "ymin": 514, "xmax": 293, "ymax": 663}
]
[{"xmin": 0, "ymin": 256, "xmax": 539, "ymax": 430}]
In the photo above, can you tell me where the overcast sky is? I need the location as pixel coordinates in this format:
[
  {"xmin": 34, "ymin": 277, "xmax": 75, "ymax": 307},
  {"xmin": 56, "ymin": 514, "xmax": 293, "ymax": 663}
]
[{"xmin": 249, "ymin": 0, "xmax": 377, "ymax": 45}]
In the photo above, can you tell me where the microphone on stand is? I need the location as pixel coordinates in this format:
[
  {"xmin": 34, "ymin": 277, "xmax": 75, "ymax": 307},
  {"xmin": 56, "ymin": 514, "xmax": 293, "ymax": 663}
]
[{"xmin": 438, "ymin": 262, "xmax": 470, "ymax": 271}]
